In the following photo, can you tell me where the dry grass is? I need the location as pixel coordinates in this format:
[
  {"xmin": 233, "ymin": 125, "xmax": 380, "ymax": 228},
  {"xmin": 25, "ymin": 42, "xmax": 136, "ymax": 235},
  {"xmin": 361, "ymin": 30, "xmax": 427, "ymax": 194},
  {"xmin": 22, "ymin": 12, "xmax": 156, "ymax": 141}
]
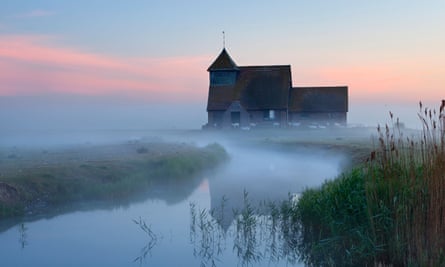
[{"xmin": 366, "ymin": 100, "xmax": 445, "ymax": 266}]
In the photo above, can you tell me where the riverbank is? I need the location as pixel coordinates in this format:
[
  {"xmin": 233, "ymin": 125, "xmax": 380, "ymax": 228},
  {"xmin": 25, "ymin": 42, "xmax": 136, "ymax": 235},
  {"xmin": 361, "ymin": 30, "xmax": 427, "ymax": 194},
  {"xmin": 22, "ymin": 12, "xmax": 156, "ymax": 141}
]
[
  {"xmin": 0, "ymin": 126, "xmax": 394, "ymax": 221},
  {"xmin": 0, "ymin": 141, "xmax": 227, "ymax": 219}
]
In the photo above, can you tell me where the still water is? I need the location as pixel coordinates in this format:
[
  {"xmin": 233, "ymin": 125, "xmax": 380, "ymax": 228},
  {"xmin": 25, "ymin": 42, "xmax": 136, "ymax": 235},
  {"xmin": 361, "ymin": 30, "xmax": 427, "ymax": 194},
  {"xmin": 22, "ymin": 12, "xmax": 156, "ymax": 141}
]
[{"xmin": 0, "ymin": 144, "xmax": 343, "ymax": 267}]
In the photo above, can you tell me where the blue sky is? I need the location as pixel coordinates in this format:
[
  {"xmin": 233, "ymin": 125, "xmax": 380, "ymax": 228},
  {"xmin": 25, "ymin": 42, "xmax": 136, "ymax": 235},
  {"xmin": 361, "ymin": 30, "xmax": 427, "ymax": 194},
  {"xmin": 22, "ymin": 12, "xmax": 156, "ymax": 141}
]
[
  {"xmin": 3, "ymin": 1, "xmax": 444, "ymax": 58},
  {"xmin": 1, "ymin": 1, "xmax": 444, "ymax": 129}
]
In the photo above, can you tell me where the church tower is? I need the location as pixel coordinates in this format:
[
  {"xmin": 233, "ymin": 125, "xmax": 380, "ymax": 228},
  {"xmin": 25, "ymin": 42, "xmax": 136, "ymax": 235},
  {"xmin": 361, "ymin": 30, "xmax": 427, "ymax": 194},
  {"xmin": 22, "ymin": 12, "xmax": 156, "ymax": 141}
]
[{"xmin": 207, "ymin": 48, "xmax": 239, "ymax": 86}]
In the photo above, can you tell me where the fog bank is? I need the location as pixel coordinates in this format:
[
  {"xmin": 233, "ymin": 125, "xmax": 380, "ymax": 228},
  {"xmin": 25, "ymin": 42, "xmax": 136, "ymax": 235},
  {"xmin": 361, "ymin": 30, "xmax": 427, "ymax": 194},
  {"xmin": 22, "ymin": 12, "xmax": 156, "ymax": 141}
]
[
  {"xmin": 0, "ymin": 95, "xmax": 206, "ymax": 131},
  {"xmin": 1, "ymin": 95, "xmax": 435, "ymax": 148},
  {"xmin": 1, "ymin": 96, "xmax": 433, "ymax": 131}
]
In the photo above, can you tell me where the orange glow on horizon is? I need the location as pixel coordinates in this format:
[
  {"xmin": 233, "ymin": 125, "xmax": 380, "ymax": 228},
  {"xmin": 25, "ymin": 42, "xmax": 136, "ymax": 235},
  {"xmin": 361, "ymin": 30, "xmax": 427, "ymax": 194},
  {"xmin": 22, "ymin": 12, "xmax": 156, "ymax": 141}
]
[{"xmin": 299, "ymin": 63, "xmax": 445, "ymax": 104}]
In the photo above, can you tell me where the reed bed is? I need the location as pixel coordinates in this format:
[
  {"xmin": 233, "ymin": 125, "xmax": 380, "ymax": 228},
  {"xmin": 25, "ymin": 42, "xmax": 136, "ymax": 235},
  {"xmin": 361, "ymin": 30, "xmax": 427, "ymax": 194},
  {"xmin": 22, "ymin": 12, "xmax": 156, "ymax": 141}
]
[
  {"xmin": 189, "ymin": 192, "xmax": 301, "ymax": 267},
  {"xmin": 295, "ymin": 101, "xmax": 445, "ymax": 266},
  {"xmin": 366, "ymin": 101, "xmax": 445, "ymax": 266}
]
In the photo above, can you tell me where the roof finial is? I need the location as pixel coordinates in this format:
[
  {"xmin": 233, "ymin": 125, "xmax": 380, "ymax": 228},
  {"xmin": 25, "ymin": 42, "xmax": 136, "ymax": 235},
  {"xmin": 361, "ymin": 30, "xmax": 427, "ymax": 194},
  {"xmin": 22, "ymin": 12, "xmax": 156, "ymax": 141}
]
[{"xmin": 222, "ymin": 31, "xmax": 225, "ymax": 48}]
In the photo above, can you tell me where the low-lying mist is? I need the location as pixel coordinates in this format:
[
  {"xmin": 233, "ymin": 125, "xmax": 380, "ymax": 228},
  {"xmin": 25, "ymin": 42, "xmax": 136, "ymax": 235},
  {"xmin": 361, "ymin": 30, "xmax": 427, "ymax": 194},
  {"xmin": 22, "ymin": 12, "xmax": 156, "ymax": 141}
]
[
  {"xmin": 211, "ymin": 143, "xmax": 344, "ymax": 192},
  {"xmin": 0, "ymin": 95, "xmax": 206, "ymax": 129},
  {"xmin": 0, "ymin": 94, "xmax": 430, "ymax": 148},
  {"xmin": 348, "ymin": 101, "xmax": 439, "ymax": 129},
  {"xmin": 0, "ymin": 95, "xmax": 206, "ymax": 147}
]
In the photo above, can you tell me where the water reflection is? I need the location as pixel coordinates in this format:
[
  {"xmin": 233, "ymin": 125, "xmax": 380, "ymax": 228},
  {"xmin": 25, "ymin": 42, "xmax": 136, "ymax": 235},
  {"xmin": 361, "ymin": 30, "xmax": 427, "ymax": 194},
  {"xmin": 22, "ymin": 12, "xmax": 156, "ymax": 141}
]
[
  {"xmin": 18, "ymin": 223, "xmax": 28, "ymax": 249},
  {"xmin": 133, "ymin": 217, "xmax": 162, "ymax": 264},
  {"xmin": 0, "ymin": 166, "xmax": 206, "ymax": 234},
  {"xmin": 189, "ymin": 192, "xmax": 301, "ymax": 267},
  {"xmin": 233, "ymin": 191, "xmax": 262, "ymax": 266},
  {"xmin": 207, "ymin": 145, "xmax": 340, "ymax": 232},
  {"xmin": 189, "ymin": 203, "xmax": 226, "ymax": 267},
  {"xmin": 0, "ymin": 144, "xmax": 340, "ymax": 267}
]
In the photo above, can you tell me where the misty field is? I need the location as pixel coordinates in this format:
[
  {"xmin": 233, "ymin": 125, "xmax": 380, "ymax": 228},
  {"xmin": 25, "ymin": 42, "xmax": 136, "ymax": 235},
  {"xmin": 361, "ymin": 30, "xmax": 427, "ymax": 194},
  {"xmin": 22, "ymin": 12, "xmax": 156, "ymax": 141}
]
[
  {"xmin": 0, "ymin": 126, "xmax": 379, "ymax": 222},
  {"xmin": 0, "ymin": 142, "xmax": 227, "ymax": 219},
  {"xmin": 2, "ymin": 109, "xmax": 443, "ymax": 266}
]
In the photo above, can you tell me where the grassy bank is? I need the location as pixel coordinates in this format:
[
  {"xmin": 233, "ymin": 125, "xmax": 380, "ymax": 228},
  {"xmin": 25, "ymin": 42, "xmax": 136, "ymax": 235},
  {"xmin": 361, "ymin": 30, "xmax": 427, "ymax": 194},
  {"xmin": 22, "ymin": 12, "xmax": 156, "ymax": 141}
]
[
  {"xmin": 0, "ymin": 143, "xmax": 228, "ymax": 219},
  {"xmin": 295, "ymin": 101, "xmax": 445, "ymax": 266}
]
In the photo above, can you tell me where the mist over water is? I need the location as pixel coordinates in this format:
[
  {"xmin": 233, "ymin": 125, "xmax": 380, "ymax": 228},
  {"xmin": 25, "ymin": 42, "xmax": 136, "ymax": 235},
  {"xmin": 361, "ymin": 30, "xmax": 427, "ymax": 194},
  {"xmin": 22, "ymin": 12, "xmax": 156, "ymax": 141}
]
[
  {"xmin": 1, "ymin": 94, "xmax": 433, "ymax": 266},
  {"xmin": 0, "ymin": 93, "xmax": 347, "ymax": 267},
  {"xmin": 206, "ymin": 143, "xmax": 344, "ymax": 233},
  {"xmin": 0, "ymin": 132, "xmax": 342, "ymax": 267}
]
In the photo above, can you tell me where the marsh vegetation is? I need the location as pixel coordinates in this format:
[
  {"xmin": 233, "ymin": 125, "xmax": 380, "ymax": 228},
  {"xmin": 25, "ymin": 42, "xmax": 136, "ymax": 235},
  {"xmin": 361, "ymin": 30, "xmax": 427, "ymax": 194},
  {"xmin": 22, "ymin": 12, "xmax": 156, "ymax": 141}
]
[
  {"xmin": 189, "ymin": 192, "xmax": 301, "ymax": 267},
  {"xmin": 295, "ymin": 101, "xmax": 445, "ymax": 266},
  {"xmin": 183, "ymin": 102, "xmax": 445, "ymax": 267}
]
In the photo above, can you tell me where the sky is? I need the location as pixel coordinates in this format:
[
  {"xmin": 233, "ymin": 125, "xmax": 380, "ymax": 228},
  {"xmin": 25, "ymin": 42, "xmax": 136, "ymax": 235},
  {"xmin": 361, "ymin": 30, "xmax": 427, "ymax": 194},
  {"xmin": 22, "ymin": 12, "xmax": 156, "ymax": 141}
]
[{"xmin": 1, "ymin": 1, "xmax": 444, "ymax": 130}]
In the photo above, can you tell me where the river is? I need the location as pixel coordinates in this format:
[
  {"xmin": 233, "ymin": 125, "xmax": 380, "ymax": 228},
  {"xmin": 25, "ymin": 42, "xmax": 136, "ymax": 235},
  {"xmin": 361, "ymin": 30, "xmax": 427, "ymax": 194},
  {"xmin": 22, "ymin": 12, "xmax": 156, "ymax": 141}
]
[{"xmin": 0, "ymin": 140, "xmax": 343, "ymax": 267}]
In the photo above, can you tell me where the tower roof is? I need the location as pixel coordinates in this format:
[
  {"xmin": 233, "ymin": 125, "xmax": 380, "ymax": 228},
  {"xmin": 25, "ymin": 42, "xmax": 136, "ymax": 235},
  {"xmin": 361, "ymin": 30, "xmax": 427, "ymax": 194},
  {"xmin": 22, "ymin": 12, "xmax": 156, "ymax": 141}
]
[{"xmin": 207, "ymin": 48, "xmax": 239, "ymax": 71}]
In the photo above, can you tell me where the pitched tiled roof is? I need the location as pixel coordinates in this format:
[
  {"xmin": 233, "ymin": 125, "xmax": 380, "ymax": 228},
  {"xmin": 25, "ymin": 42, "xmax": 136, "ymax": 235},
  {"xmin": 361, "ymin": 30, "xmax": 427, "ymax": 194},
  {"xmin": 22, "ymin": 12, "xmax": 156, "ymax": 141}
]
[
  {"xmin": 207, "ymin": 48, "xmax": 239, "ymax": 71},
  {"xmin": 289, "ymin": 86, "xmax": 348, "ymax": 112},
  {"xmin": 238, "ymin": 66, "xmax": 291, "ymax": 110},
  {"xmin": 207, "ymin": 65, "xmax": 292, "ymax": 111}
]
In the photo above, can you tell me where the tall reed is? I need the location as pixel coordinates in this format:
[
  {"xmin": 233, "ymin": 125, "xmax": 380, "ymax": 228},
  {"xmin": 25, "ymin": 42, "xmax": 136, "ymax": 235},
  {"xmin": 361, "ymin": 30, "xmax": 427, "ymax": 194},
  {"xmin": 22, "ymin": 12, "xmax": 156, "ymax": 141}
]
[
  {"xmin": 294, "ymin": 101, "xmax": 445, "ymax": 266},
  {"xmin": 366, "ymin": 100, "xmax": 445, "ymax": 266}
]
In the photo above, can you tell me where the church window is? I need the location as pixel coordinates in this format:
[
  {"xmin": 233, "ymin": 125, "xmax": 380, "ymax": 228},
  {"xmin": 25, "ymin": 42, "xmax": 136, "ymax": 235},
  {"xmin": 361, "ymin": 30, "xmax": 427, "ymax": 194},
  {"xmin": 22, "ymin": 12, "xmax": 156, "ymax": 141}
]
[{"xmin": 210, "ymin": 71, "xmax": 237, "ymax": 86}]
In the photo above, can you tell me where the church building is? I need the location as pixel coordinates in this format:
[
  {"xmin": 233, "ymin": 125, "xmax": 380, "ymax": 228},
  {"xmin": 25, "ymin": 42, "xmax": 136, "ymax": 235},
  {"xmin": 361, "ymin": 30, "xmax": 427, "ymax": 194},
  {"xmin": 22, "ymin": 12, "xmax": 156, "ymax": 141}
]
[{"xmin": 205, "ymin": 48, "xmax": 348, "ymax": 129}]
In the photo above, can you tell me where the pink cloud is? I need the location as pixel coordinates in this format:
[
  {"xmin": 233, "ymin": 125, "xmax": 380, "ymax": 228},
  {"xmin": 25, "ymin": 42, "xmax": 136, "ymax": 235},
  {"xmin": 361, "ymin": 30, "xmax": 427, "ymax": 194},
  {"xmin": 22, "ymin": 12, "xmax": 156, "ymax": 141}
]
[{"xmin": 0, "ymin": 35, "xmax": 211, "ymax": 102}]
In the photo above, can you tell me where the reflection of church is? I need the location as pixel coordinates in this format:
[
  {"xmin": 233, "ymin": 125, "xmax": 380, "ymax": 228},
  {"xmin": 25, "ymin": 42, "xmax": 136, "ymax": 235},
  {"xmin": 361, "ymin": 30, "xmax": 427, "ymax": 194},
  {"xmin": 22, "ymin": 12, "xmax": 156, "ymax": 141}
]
[
  {"xmin": 208, "ymin": 169, "xmax": 299, "ymax": 231},
  {"xmin": 205, "ymin": 144, "xmax": 341, "ymax": 231}
]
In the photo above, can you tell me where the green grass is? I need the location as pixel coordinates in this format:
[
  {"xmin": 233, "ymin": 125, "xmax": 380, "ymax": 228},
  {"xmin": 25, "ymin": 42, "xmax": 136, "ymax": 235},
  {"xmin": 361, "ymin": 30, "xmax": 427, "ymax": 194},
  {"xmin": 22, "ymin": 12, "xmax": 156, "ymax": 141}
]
[
  {"xmin": 0, "ymin": 143, "xmax": 228, "ymax": 219},
  {"xmin": 0, "ymin": 203, "xmax": 24, "ymax": 218},
  {"xmin": 295, "ymin": 169, "xmax": 375, "ymax": 266}
]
